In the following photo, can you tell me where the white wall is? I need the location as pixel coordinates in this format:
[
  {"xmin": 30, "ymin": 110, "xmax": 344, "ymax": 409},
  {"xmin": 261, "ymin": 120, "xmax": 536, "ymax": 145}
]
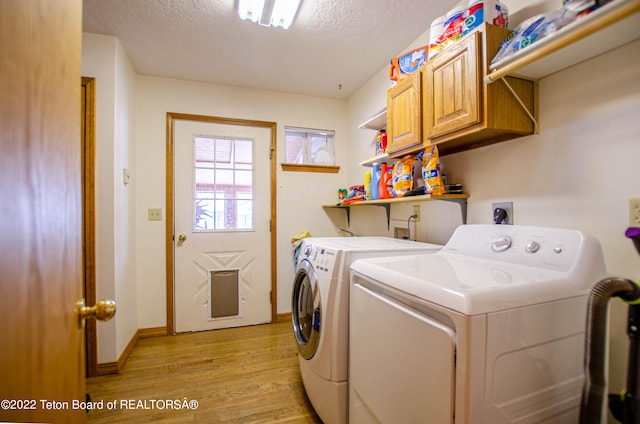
[
  {"xmin": 134, "ymin": 77, "xmax": 348, "ymax": 327},
  {"xmin": 82, "ymin": 33, "xmax": 138, "ymax": 363},
  {"xmin": 445, "ymin": 41, "xmax": 640, "ymax": 408}
]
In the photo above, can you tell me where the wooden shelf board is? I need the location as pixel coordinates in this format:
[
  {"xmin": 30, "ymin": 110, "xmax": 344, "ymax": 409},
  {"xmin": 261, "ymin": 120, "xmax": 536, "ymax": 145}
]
[{"xmin": 323, "ymin": 193, "xmax": 469, "ymax": 209}]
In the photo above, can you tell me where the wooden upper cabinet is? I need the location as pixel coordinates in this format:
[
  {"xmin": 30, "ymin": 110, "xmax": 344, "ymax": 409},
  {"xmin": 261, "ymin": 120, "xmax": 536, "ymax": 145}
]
[
  {"xmin": 386, "ymin": 70, "xmax": 422, "ymax": 156},
  {"xmin": 425, "ymin": 32, "xmax": 481, "ymax": 139},
  {"xmin": 423, "ymin": 23, "xmax": 537, "ymax": 155}
]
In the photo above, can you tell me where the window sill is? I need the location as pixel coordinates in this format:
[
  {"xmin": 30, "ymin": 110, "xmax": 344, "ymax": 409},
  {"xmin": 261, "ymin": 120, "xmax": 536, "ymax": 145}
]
[{"xmin": 281, "ymin": 163, "xmax": 340, "ymax": 173}]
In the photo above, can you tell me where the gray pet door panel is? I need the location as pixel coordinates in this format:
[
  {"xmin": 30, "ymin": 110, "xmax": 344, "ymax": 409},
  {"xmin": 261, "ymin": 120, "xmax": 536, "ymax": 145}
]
[{"xmin": 209, "ymin": 269, "xmax": 240, "ymax": 318}]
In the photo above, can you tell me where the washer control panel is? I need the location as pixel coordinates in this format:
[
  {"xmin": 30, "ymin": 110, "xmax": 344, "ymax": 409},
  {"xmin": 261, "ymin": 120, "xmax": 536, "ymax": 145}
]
[{"xmin": 300, "ymin": 241, "xmax": 338, "ymax": 274}]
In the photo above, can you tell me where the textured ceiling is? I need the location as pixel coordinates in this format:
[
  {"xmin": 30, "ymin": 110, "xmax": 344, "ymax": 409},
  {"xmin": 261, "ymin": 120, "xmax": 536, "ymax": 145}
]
[{"xmin": 83, "ymin": 0, "xmax": 454, "ymax": 99}]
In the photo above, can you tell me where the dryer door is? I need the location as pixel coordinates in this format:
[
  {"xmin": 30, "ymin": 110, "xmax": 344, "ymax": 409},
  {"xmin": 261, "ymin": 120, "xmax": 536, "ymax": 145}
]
[{"xmin": 292, "ymin": 259, "xmax": 321, "ymax": 359}]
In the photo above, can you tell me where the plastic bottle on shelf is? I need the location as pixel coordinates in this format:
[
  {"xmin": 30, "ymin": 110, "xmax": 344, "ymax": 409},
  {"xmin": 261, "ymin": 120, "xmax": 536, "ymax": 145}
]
[
  {"xmin": 370, "ymin": 163, "xmax": 380, "ymax": 201},
  {"xmin": 378, "ymin": 163, "xmax": 393, "ymax": 199},
  {"xmin": 364, "ymin": 171, "xmax": 372, "ymax": 200}
]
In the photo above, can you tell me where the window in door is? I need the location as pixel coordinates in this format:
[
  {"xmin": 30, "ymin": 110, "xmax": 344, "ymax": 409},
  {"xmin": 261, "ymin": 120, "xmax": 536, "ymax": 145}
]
[{"xmin": 193, "ymin": 135, "xmax": 254, "ymax": 231}]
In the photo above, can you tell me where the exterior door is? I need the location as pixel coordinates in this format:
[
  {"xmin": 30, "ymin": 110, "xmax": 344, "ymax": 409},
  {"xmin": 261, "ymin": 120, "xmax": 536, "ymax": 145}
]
[
  {"xmin": 0, "ymin": 0, "xmax": 86, "ymax": 422},
  {"xmin": 173, "ymin": 117, "xmax": 274, "ymax": 332}
]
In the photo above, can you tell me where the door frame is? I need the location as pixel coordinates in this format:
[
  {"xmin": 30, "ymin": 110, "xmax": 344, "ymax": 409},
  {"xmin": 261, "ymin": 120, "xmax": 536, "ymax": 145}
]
[
  {"xmin": 165, "ymin": 112, "xmax": 277, "ymax": 335},
  {"xmin": 82, "ymin": 76, "xmax": 98, "ymax": 377}
]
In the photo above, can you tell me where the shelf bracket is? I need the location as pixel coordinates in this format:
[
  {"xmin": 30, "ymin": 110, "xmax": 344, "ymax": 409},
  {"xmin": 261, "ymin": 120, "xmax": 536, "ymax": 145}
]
[
  {"xmin": 499, "ymin": 76, "xmax": 539, "ymax": 134},
  {"xmin": 439, "ymin": 197, "xmax": 468, "ymax": 224},
  {"xmin": 328, "ymin": 203, "xmax": 390, "ymax": 229},
  {"xmin": 371, "ymin": 204, "xmax": 391, "ymax": 230},
  {"xmin": 338, "ymin": 205, "xmax": 351, "ymax": 227}
]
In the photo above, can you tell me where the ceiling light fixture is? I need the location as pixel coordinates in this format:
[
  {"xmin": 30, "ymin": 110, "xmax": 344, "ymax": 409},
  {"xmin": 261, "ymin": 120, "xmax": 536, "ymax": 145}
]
[{"xmin": 237, "ymin": 0, "xmax": 301, "ymax": 29}]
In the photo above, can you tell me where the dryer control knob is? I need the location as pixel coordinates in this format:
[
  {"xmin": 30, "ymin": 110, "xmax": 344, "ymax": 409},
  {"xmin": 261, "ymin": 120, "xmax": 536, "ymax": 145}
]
[
  {"xmin": 525, "ymin": 240, "xmax": 540, "ymax": 253},
  {"xmin": 491, "ymin": 236, "xmax": 512, "ymax": 252},
  {"xmin": 303, "ymin": 244, "xmax": 313, "ymax": 256}
]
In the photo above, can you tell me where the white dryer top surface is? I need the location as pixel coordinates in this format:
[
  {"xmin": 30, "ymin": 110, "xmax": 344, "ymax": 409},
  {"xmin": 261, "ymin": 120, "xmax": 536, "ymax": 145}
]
[
  {"xmin": 304, "ymin": 236, "xmax": 442, "ymax": 253},
  {"xmin": 351, "ymin": 225, "xmax": 608, "ymax": 315}
]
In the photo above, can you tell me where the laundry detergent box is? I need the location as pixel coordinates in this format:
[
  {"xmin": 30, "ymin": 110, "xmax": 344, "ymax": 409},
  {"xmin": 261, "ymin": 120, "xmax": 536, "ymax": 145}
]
[
  {"xmin": 429, "ymin": 0, "xmax": 509, "ymax": 59},
  {"xmin": 389, "ymin": 46, "xmax": 428, "ymax": 81},
  {"xmin": 462, "ymin": 0, "xmax": 509, "ymax": 36}
]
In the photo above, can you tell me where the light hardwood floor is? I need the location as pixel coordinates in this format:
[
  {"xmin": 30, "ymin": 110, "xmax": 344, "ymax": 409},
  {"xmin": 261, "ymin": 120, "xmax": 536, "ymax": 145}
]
[{"xmin": 86, "ymin": 320, "xmax": 322, "ymax": 423}]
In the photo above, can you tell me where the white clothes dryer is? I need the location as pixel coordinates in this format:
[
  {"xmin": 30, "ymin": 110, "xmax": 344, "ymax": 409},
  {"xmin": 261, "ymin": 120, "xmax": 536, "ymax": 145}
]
[
  {"xmin": 291, "ymin": 237, "xmax": 442, "ymax": 424},
  {"xmin": 349, "ymin": 225, "xmax": 608, "ymax": 424}
]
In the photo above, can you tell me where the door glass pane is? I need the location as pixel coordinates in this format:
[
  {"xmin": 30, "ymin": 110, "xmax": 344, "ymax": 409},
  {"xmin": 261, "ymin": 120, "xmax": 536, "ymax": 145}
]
[{"xmin": 193, "ymin": 135, "xmax": 254, "ymax": 231}]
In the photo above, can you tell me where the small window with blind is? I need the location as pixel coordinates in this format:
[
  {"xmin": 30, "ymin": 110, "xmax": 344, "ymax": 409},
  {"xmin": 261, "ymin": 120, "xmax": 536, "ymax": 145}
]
[{"xmin": 282, "ymin": 126, "xmax": 339, "ymax": 173}]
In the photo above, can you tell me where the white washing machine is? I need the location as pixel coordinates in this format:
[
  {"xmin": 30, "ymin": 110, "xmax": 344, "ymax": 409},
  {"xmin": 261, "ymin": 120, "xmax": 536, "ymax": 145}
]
[
  {"xmin": 291, "ymin": 237, "xmax": 442, "ymax": 424},
  {"xmin": 348, "ymin": 225, "xmax": 608, "ymax": 424}
]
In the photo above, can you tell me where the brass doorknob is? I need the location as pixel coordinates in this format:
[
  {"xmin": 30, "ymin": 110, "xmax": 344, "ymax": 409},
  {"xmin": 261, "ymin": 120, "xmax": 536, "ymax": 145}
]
[
  {"xmin": 77, "ymin": 299, "xmax": 116, "ymax": 328},
  {"xmin": 178, "ymin": 234, "xmax": 187, "ymax": 242}
]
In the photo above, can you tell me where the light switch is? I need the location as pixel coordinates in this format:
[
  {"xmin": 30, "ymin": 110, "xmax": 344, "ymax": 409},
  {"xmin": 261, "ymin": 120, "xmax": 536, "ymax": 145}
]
[{"xmin": 148, "ymin": 208, "xmax": 162, "ymax": 221}]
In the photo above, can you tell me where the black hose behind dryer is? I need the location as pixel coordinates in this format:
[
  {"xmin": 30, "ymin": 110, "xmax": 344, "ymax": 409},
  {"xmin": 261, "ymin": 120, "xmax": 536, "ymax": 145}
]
[{"xmin": 580, "ymin": 277, "xmax": 640, "ymax": 424}]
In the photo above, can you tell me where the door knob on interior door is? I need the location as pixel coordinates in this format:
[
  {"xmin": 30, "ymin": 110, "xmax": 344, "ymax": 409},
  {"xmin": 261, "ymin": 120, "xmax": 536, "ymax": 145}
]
[
  {"xmin": 77, "ymin": 299, "xmax": 116, "ymax": 328},
  {"xmin": 178, "ymin": 234, "xmax": 187, "ymax": 243}
]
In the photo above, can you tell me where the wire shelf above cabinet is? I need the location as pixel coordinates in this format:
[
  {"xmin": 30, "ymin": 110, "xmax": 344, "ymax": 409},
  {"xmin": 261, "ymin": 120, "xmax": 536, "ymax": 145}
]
[{"xmin": 486, "ymin": 0, "xmax": 640, "ymax": 83}]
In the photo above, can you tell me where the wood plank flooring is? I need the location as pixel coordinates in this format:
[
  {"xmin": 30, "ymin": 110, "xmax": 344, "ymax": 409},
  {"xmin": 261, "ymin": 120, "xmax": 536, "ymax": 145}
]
[{"xmin": 86, "ymin": 320, "xmax": 322, "ymax": 423}]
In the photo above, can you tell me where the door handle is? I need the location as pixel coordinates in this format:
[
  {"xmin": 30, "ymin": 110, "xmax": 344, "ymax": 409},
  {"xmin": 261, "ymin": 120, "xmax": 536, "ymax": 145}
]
[
  {"xmin": 77, "ymin": 299, "xmax": 116, "ymax": 328},
  {"xmin": 178, "ymin": 234, "xmax": 187, "ymax": 243}
]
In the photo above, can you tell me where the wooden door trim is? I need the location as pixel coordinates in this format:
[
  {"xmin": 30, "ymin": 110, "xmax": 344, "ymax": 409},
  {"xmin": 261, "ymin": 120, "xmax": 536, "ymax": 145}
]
[
  {"xmin": 165, "ymin": 112, "xmax": 278, "ymax": 335},
  {"xmin": 82, "ymin": 76, "xmax": 98, "ymax": 377}
]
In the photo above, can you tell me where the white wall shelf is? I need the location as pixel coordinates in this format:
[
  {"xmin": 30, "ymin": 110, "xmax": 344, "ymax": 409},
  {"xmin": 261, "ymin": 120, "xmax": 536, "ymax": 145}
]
[
  {"xmin": 358, "ymin": 108, "xmax": 387, "ymax": 130},
  {"xmin": 358, "ymin": 153, "xmax": 397, "ymax": 167}
]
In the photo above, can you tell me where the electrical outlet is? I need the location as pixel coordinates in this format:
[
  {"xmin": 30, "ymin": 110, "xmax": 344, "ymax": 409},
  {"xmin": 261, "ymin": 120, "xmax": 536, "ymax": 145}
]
[
  {"xmin": 630, "ymin": 198, "xmax": 640, "ymax": 227},
  {"xmin": 492, "ymin": 202, "xmax": 513, "ymax": 225},
  {"xmin": 148, "ymin": 208, "xmax": 162, "ymax": 221},
  {"xmin": 412, "ymin": 205, "xmax": 421, "ymax": 222}
]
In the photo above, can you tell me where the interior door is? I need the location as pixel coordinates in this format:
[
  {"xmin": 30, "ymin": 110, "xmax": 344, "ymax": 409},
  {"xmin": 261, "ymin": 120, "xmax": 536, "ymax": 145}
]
[
  {"xmin": 0, "ymin": 0, "xmax": 86, "ymax": 422},
  {"xmin": 81, "ymin": 77, "xmax": 99, "ymax": 377},
  {"xmin": 173, "ymin": 118, "xmax": 273, "ymax": 332}
]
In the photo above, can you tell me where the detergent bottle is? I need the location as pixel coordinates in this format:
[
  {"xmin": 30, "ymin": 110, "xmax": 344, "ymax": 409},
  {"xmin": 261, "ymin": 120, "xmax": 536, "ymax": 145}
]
[
  {"xmin": 370, "ymin": 164, "xmax": 380, "ymax": 200},
  {"xmin": 378, "ymin": 162, "xmax": 392, "ymax": 199},
  {"xmin": 364, "ymin": 171, "xmax": 372, "ymax": 200}
]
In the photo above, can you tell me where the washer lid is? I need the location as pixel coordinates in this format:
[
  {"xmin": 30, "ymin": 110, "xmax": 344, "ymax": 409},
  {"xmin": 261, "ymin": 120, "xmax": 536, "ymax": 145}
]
[{"xmin": 352, "ymin": 253, "xmax": 597, "ymax": 315}]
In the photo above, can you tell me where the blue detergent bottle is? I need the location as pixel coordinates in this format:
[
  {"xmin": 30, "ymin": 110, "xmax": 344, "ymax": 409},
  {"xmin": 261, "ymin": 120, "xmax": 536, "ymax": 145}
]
[{"xmin": 370, "ymin": 163, "xmax": 380, "ymax": 200}]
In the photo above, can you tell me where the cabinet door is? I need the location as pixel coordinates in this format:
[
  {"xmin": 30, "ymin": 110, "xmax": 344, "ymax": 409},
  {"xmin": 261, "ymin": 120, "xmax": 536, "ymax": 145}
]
[
  {"xmin": 386, "ymin": 70, "xmax": 422, "ymax": 154},
  {"xmin": 424, "ymin": 32, "xmax": 481, "ymax": 139}
]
